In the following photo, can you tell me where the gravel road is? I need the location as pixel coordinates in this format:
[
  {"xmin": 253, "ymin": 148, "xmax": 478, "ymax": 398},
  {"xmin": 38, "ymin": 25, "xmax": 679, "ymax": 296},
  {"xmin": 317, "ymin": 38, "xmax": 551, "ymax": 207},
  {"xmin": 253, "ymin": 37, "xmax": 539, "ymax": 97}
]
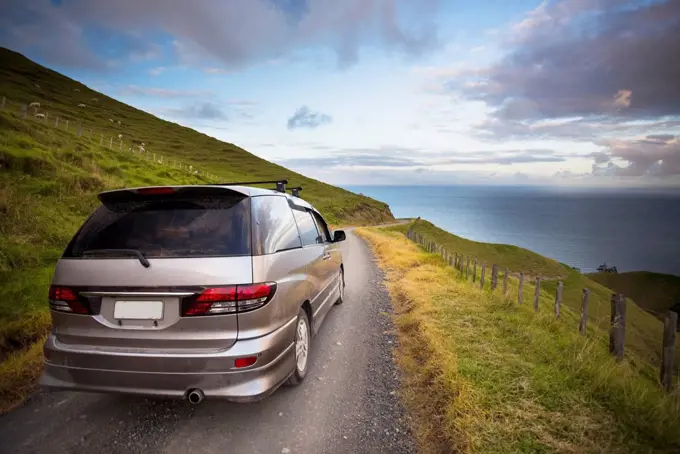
[{"xmin": 0, "ymin": 230, "xmax": 415, "ymax": 454}]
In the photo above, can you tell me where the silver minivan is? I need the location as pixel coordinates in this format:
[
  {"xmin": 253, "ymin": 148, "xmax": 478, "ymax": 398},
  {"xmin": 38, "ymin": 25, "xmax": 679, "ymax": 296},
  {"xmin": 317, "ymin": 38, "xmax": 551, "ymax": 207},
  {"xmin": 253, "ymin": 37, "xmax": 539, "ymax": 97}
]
[{"xmin": 39, "ymin": 181, "xmax": 346, "ymax": 404}]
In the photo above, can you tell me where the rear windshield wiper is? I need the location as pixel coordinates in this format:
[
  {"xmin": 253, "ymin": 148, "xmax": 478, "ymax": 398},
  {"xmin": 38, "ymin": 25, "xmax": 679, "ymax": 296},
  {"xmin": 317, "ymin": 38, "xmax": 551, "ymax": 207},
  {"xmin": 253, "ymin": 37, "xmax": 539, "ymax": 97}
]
[{"xmin": 82, "ymin": 249, "xmax": 151, "ymax": 268}]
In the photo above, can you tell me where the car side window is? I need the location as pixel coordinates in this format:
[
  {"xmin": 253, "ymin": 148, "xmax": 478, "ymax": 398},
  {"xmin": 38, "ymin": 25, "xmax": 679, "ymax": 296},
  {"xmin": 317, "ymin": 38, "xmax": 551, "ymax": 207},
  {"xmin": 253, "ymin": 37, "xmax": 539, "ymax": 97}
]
[
  {"xmin": 292, "ymin": 208, "xmax": 321, "ymax": 246},
  {"xmin": 251, "ymin": 195, "xmax": 302, "ymax": 254},
  {"xmin": 311, "ymin": 212, "xmax": 330, "ymax": 243}
]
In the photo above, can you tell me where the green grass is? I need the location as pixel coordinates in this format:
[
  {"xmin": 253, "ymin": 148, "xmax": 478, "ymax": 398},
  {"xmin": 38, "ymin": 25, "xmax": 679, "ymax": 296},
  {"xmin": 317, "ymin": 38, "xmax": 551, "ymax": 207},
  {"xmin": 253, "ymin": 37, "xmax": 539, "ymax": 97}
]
[
  {"xmin": 358, "ymin": 226, "xmax": 680, "ymax": 453},
  {"xmin": 393, "ymin": 220, "xmax": 675, "ymax": 384},
  {"xmin": 0, "ymin": 47, "xmax": 394, "ymax": 410},
  {"xmin": 395, "ymin": 218, "xmax": 573, "ymax": 279},
  {"xmin": 587, "ymin": 272, "xmax": 680, "ymax": 320}
]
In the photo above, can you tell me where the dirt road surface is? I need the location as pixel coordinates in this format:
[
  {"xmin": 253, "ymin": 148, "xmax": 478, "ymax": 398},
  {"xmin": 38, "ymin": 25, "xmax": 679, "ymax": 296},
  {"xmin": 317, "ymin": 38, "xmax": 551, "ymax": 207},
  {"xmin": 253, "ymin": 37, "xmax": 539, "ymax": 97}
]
[{"xmin": 0, "ymin": 230, "xmax": 414, "ymax": 454}]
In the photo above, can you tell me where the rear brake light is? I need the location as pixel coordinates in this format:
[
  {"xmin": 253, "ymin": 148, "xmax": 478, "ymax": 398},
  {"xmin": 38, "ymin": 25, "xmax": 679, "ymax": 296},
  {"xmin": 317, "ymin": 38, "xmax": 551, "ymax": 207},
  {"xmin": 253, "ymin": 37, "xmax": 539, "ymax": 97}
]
[
  {"xmin": 48, "ymin": 285, "xmax": 88, "ymax": 314},
  {"xmin": 183, "ymin": 283, "xmax": 277, "ymax": 316},
  {"xmin": 136, "ymin": 187, "xmax": 176, "ymax": 195}
]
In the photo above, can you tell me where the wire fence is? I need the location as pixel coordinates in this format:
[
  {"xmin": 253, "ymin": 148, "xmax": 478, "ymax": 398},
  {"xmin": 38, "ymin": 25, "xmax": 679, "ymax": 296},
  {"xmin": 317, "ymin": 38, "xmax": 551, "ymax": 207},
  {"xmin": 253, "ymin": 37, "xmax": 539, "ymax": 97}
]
[
  {"xmin": 406, "ymin": 225, "xmax": 680, "ymax": 393},
  {"xmin": 1, "ymin": 95, "xmax": 221, "ymax": 182}
]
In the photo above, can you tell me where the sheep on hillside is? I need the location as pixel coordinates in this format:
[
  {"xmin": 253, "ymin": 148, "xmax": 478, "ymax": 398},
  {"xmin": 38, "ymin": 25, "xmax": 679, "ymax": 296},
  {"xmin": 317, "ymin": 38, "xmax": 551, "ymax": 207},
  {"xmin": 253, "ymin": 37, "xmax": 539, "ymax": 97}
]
[
  {"xmin": 108, "ymin": 118, "xmax": 114, "ymax": 122},
  {"xmin": 91, "ymin": 98, "xmax": 98, "ymax": 102},
  {"xmin": 35, "ymin": 113, "xmax": 45, "ymax": 119},
  {"xmin": 118, "ymin": 134, "xmax": 123, "ymax": 140},
  {"xmin": 28, "ymin": 102, "xmax": 40, "ymax": 109},
  {"xmin": 34, "ymin": 84, "xmax": 40, "ymax": 89},
  {"xmin": 141, "ymin": 142, "xmax": 145, "ymax": 147},
  {"xmin": 77, "ymin": 103, "xmax": 86, "ymax": 108},
  {"xmin": 139, "ymin": 145, "xmax": 145, "ymax": 153},
  {"xmin": 116, "ymin": 120, "xmax": 121, "ymax": 125},
  {"xmin": 73, "ymin": 88, "xmax": 80, "ymax": 92}
]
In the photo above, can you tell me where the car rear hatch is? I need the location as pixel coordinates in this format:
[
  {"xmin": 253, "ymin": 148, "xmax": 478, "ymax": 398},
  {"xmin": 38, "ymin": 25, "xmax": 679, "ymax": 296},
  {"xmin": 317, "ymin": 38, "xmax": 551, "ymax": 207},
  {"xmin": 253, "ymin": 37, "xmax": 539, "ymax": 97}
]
[{"xmin": 49, "ymin": 186, "xmax": 263, "ymax": 355}]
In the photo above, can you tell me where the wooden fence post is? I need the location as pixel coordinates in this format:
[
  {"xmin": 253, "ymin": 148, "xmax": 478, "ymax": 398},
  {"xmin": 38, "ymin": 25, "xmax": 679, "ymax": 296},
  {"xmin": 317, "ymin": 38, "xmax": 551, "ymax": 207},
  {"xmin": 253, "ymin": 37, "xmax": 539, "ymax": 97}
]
[
  {"xmin": 77, "ymin": 121, "xmax": 82, "ymax": 136},
  {"xmin": 480, "ymin": 263, "xmax": 486, "ymax": 289},
  {"xmin": 466, "ymin": 257, "xmax": 470, "ymax": 280},
  {"xmin": 65, "ymin": 119, "xmax": 69, "ymax": 130},
  {"xmin": 473, "ymin": 260, "xmax": 477, "ymax": 283},
  {"xmin": 518, "ymin": 272, "xmax": 524, "ymax": 304},
  {"xmin": 55, "ymin": 117, "xmax": 59, "ymax": 127},
  {"xmin": 45, "ymin": 112, "xmax": 48, "ymax": 122},
  {"xmin": 491, "ymin": 264, "xmax": 498, "ymax": 291},
  {"xmin": 660, "ymin": 311, "xmax": 678, "ymax": 392},
  {"xmin": 555, "ymin": 281, "xmax": 563, "ymax": 319},
  {"xmin": 459, "ymin": 256, "xmax": 464, "ymax": 275},
  {"xmin": 579, "ymin": 289, "xmax": 590, "ymax": 335},
  {"xmin": 22, "ymin": 104, "xmax": 27, "ymax": 119},
  {"xmin": 503, "ymin": 268, "xmax": 508, "ymax": 295},
  {"xmin": 609, "ymin": 293, "xmax": 626, "ymax": 362},
  {"xmin": 109, "ymin": 136, "xmax": 113, "ymax": 149},
  {"xmin": 533, "ymin": 277, "xmax": 541, "ymax": 311}
]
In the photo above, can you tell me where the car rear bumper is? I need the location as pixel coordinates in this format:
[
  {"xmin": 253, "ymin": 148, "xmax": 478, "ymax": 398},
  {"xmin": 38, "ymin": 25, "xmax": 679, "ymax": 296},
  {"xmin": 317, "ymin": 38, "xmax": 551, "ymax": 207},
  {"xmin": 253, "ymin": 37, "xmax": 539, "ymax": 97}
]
[{"xmin": 39, "ymin": 316, "xmax": 297, "ymax": 402}]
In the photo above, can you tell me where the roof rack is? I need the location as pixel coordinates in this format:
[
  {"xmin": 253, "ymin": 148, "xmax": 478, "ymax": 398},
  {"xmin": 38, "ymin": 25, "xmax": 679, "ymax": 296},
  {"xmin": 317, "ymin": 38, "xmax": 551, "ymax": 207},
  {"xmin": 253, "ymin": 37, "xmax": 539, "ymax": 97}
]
[
  {"xmin": 210, "ymin": 179, "xmax": 288, "ymax": 193},
  {"xmin": 288, "ymin": 186, "xmax": 302, "ymax": 198}
]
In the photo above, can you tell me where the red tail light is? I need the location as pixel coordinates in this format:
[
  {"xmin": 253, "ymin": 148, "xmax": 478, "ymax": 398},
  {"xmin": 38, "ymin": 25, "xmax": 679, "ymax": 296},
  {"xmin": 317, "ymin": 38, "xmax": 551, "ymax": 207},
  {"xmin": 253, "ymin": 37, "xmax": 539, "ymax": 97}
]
[
  {"xmin": 136, "ymin": 187, "xmax": 176, "ymax": 196},
  {"xmin": 183, "ymin": 283, "xmax": 277, "ymax": 316},
  {"xmin": 234, "ymin": 356, "xmax": 258, "ymax": 368},
  {"xmin": 48, "ymin": 285, "xmax": 88, "ymax": 314}
]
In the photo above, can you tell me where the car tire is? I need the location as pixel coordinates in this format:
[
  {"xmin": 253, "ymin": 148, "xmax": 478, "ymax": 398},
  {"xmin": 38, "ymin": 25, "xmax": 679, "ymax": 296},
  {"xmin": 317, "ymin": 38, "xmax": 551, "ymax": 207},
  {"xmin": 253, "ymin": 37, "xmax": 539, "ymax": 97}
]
[
  {"xmin": 334, "ymin": 269, "xmax": 345, "ymax": 305},
  {"xmin": 286, "ymin": 308, "xmax": 311, "ymax": 386}
]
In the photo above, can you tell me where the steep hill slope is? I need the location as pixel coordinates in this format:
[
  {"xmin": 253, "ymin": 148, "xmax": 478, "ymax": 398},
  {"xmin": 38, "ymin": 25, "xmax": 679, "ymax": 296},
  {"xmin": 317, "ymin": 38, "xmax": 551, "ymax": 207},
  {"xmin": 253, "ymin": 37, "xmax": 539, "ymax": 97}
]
[
  {"xmin": 0, "ymin": 47, "xmax": 393, "ymax": 410},
  {"xmin": 588, "ymin": 271, "xmax": 680, "ymax": 319}
]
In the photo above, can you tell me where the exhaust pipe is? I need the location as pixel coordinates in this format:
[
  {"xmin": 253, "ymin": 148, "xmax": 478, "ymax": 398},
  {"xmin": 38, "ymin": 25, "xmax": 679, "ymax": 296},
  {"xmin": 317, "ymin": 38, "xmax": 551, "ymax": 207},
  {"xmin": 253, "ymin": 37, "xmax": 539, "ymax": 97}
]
[{"xmin": 186, "ymin": 388, "xmax": 205, "ymax": 405}]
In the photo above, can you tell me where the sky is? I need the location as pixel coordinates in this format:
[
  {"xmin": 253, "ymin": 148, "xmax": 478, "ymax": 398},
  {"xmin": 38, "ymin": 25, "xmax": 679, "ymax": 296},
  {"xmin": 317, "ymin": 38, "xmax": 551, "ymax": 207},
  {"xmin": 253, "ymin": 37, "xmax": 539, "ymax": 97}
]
[{"xmin": 1, "ymin": 0, "xmax": 679, "ymax": 187}]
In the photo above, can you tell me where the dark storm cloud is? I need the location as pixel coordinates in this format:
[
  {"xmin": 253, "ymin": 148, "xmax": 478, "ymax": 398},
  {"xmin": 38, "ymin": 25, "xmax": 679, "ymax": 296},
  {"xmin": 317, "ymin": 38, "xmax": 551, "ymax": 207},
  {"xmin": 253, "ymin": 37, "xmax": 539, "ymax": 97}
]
[
  {"xmin": 287, "ymin": 106, "xmax": 332, "ymax": 129},
  {"xmin": 0, "ymin": 0, "xmax": 440, "ymax": 70},
  {"xmin": 447, "ymin": 0, "xmax": 680, "ymax": 122}
]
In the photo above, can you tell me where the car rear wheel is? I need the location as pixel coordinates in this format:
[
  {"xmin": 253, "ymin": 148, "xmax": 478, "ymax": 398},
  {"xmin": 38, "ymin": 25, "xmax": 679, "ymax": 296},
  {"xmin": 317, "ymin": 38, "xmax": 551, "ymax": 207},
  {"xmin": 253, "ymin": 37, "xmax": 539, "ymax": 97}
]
[
  {"xmin": 334, "ymin": 269, "xmax": 345, "ymax": 305},
  {"xmin": 286, "ymin": 308, "xmax": 310, "ymax": 386}
]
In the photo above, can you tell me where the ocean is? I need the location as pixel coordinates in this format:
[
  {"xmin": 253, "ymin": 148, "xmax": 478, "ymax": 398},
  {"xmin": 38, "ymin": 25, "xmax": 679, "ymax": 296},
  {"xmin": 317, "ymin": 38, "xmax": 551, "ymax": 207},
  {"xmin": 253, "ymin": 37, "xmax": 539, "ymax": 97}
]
[{"xmin": 344, "ymin": 185, "xmax": 680, "ymax": 276}]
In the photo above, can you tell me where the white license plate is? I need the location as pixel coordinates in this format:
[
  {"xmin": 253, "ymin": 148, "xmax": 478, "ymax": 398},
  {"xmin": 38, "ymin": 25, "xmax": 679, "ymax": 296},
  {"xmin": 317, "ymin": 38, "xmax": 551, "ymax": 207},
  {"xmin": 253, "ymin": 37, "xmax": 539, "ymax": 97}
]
[{"xmin": 114, "ymin": 301, "xmax": 164, "ymax": 320}]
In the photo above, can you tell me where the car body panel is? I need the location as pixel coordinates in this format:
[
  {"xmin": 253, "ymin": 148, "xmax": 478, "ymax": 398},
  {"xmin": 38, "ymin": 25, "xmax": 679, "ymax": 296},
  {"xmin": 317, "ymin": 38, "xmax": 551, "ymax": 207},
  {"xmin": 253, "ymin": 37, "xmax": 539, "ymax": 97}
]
[{"xmin": 40, "ymin": 184, "xmax": 346, "ymax": 402}]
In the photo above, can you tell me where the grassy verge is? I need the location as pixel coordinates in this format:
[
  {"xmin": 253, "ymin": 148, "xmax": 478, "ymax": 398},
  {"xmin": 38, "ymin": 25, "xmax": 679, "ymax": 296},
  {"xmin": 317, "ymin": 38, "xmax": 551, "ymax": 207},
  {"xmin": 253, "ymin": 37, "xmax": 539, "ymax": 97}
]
[{"xmin": 356, "ymin": 226, "xmax": 680, "ymax": 453}]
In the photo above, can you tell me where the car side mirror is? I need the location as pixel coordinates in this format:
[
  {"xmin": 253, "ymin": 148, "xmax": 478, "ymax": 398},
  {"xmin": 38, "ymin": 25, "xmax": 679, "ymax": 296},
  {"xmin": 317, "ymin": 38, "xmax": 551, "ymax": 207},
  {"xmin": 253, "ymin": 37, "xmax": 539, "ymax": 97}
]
[{"xmin": 333, "ymin": 230, "xmax": 346, "ymax": 242}]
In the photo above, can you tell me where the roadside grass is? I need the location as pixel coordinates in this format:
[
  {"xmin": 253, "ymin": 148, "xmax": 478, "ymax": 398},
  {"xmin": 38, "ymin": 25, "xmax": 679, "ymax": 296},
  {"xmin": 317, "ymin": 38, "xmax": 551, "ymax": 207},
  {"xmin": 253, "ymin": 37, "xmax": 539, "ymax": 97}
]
[
  {"xmin": 0, "ymin": 47, "xmax": 394, "ymax": 412},
  {"xmin": 391, "ymin": 219, "xmax": 569, "ymax": 279},
  {"xmin": 587, "ymin": 272, "xmax": 680, "ymax": 320},
  {"xmin": 356, "ymin": 227, "xmax": 680, "ymax": 453},
  {"xmin": 394, "ymin": 220, "xmax": 674, "ymax": 374}
]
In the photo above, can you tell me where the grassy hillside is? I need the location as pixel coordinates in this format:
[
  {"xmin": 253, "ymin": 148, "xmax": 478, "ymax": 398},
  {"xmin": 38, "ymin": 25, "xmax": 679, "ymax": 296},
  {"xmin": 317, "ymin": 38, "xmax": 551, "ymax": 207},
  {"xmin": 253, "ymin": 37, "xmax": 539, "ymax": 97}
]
[
  {"xmin": 0, "ymin": 47, "xmax": 393, "ymax": 411},
  {"xmin": 394, "ymin": 219, "xmax": 570, "ymax": 279},
  {"xmin": 397, "ymin": 220, "xmax": 672, "ymax": 373},
  {"xmin": 588, "ymin": 271, "xmax": 680, "ymax": 319},
  {"xmin": 357, "ymin": 225, "xmax": 680, "ymax": 453}
]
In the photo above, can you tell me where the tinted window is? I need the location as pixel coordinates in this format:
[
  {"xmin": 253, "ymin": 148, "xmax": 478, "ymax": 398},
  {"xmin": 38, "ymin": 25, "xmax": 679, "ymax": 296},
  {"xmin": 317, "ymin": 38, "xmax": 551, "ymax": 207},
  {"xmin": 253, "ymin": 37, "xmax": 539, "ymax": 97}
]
[
  {"xmin": 252, "ymin": 196, "xmax": 302, "ymax": 254},
  {"xmin": 311, "ymin": 212, "xmax": 330, "ymax": 243},
  {"xmin": 292, "ymin": 208, "xmax": 321, "ymax": 246},
  {"xmin": 64, "ymin": 195, "xmax": 251, "ymax": 258}
]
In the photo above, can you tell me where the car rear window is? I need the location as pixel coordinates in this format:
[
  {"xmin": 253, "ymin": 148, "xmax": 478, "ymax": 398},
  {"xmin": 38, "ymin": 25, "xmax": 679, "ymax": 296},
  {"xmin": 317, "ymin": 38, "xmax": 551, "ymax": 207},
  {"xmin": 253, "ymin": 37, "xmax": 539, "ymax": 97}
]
[{"xmin": 63, "ymin": 195, "xmax": 251, "ymax": 258}]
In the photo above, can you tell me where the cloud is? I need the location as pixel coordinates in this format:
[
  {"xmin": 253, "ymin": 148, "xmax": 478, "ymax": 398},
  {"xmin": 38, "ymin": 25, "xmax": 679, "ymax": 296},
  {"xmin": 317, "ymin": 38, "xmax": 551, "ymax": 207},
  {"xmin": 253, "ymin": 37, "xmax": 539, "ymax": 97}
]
[
  {"xmin": 590, "ymin": 135, "xmax": 680, "ymax": 177},
  {"xmin": 444, "ymin": 0, "xmax": 680, "ymax": 124},
  {"xmin": 276, "ymin": 147, "xmax": 572, "ymax": 168},
  {"xmin": 159, "ymin": 102, "xmax": 227, "ymax": 120},
  {"xmin": 148, "ymin": 66, "xmax": 166, "ymax": 76},
  {"xmin": 1, "ymin": 0, "xmax": 440, "ymax": 70},
  {"xmin": 119, "ymin": 85, "xmax": 212, "ymax": 98},
  {"xmin": 287, "ymin": 106, "xmax": 332, "ymax": 129}
]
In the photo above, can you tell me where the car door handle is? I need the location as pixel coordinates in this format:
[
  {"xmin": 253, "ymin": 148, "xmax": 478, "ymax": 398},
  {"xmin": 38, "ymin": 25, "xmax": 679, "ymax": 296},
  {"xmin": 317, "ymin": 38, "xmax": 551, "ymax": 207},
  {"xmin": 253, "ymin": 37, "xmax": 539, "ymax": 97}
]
[{"xmin": 323, "ymin": 253, "xmax": 332, "ymax": 260}]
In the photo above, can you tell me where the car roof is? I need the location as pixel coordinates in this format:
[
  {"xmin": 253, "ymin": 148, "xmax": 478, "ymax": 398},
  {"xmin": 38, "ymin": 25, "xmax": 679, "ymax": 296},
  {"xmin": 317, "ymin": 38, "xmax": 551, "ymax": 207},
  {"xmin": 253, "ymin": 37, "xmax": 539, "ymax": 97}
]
[{"xmin": 98, "ymin": 184, "xmax": 315, "ymax": 211}]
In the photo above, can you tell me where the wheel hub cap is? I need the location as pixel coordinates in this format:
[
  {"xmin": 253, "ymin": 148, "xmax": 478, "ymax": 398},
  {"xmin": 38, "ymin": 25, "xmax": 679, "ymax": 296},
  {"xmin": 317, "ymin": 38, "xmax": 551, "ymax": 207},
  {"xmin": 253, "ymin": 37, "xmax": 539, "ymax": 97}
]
[{"xmin": 295, "ymin": 318, "xmax": 309, "ymax": 371}]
